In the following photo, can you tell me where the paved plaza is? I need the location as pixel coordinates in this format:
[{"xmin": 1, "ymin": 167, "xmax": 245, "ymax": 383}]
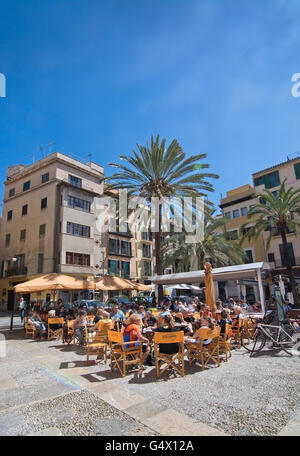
[{"xmin": 0, "ymin": 314, "xmax": 299, "ymax": 436}]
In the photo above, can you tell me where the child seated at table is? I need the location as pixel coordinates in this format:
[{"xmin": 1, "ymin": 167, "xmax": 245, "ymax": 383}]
[
  {"xmin": 217, "ymin": 309, "xmax": 232, "ymax": 335},
  {"xmin": 28, "ymin": 311, "xmax": 47, "ymax": 339},
  {"xmin": 188, "ymin": 317, "xmax": 216, "ymax": 346}
]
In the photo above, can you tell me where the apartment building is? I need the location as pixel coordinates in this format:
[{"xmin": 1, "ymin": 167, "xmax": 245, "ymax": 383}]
[
  {"xmin": 135, "ymin": 230, "xmax": 154, "ymax": 285},
  {"xmin": 219, "ymin": 155, "xmax": 300, "ymax": 301},
  {"xmin": 252, "ymin": 156, "xmax": 300, "ymax": 281},
  {"xmin": 0, "ymin": 152, "xmax": 105, "ymax": 310}
]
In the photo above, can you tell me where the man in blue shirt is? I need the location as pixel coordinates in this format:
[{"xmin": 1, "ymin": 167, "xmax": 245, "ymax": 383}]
[{"xmin": 110, "ymin": 305, "xmax": 125, "ymax": 322}]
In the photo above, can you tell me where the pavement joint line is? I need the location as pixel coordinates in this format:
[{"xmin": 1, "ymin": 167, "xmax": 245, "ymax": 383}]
[
  {"xmin": 0, "ymin": 390, "xmax": 82, "ymax": 416},
  {"xmin": 276, "ymin": 407, "xmax": 300, "ymax": 436}
]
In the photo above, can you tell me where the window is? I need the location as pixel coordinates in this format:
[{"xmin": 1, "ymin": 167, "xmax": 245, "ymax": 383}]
[
  {"xmin": 37, "ymin": 253, "xmax": 44, "ymax": 273},
  {"xmin": 41, "ymin": 197, "xmax": 47, "ymax": 209},
  {"xmin": 233, "ymin": 209, "xmax": 239, "ymax": 219},
  {"xmin": 39, "ymin": 224, "xmax": 46, "ymax": 236},
  {"xmin": 20, "ymin": 229, "xmax": 26, "ymax": 241},
  {"xmin": 141, "ymin": 232, "xmax": 152, "ymax": 241},
  {"xmin": 108, "ymin": 259, "xmax": 120, "ymax": 276},
  {"xmin": 144, "ymin": 262, "xmax": 152, "ymax": 276},
  {"xmin": 66, "ymin": 252, "xmax": 90, "ymax": 266},
  {"xmin": 121, "ymin": 261, "xmax": 130, "ymax": 278},
  {"xmin": 22, "ymin": 204, "xmax": 28, "ymax": 216},
  {"xmin": 7, "ymin": 210, "xmax": 12, "ymax": 221},
  {"xmin": 121, "ymin": 241, "xmax": 131, "ymax": 256},
  {"xmin": 66, "ymin": 222, "xmax": 90, "ymax": 238},
  {"xmin": 5, "ymin": 234, "xmax": 10, "ymax": 247},
  {"xmin": 294, "ymin": 162, "xmax": 300, "ymax": 180},
  {"xmin": 254, "ymin": 176, "xmax": 264, "ymax": 186},
  {"xmin": 242, "ymin": 226, "xmax": 252, "ymax": 236},
  {"xmin": 41, "ymin": 172, "xmax": 49, "ymax": 183},
  {"xmin": 8, "ymin": 188, "xmax": 15, "ymax": 198},
  {"xmin": 241, "ymin": 207, "xmax": 248, "ymax": 216},
  {"xmin": 68, "ymin": 175, "xmax": 82, "ymax": 188},
  {"xmin": 268, "ymin": 253, "xmax": 275, "ymax": 262},
  {"xmin": 23, "ymin": 181, "xmax": 30, "ymax": 192},
  {"xmin": 255, "ymin": 171, "xmax": 280, "ymax": 189},
  {"xmin": 226, "ymin": 230, "xmax": 238, "ymax": 240},
  {"xmin": 224, "ymin": 212, "xmax": 231, "ymax": 219},
  {"xmin": 109, "ymin": 238, "xmax": 119, "ymax": 255},
  {"xmin": 265, "ymin": 171, "xmax": 280, "ymax": 188},
  {"xmin": 67, "ymin": 195, "xmax": 91, "ymax": 212},
  {"xmin": 142, "ymin": 243, "xmax": 151, "ymax": 258},
  {"xmin": 245, "ymin": 249, "xmax": 254, "ymax": 263}
]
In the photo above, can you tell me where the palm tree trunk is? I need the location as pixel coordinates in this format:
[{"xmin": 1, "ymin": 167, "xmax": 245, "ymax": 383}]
[
  {"xmin": 154, "ymin": 203, "xmax": 164, "ymax": 303},
  {"xmin": 279, "ymin": 227, "xmax": 300, "ymax": 308}
]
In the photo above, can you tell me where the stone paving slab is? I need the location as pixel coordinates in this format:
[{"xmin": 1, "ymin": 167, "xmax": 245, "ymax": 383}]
[
  {"xmin": 28, "ymin": 427, "xmax": 64, "ymax": 436},
  {"xmin": 277, "ymin": 409, "xmax": 300, "ymax": 436},
  {"xmin": 142, "ymin": 408, "xmax": 227, "ymax": 436},
  {"xmin": 95, "ymin": 388, "xmax": 148, "ymax": 411}
]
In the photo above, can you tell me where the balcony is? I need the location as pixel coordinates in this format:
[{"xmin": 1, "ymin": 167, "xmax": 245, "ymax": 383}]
[
  {"xmin": 273, "ymin": 258, "xmax": 300, "ymax": 268},
  {"xmin": 6, "ymin": 266, "xmax": 28, "ymax": 277}
]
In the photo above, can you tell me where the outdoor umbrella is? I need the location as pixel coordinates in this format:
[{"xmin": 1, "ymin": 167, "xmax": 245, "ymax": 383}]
[
  {"xmin": 93, "ymin": 275, "xmax": 137, "ymax": 291},
  {"xmin": 13, "ymin": 273, "xmax": 92, "ymax": 293},
  {"xmin": 204, "ymin": 262, "xmax": 217, "ymax": 314},
  {"xmin": 122, "ymin": 280, "xmax": 152, "ymax": 292}
]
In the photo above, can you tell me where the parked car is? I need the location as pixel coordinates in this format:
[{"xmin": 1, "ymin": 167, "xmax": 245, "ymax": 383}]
[
  {"xmin": 74, "ymin": 300, "xmax": 106, "ymax": 311},
  {"xmin": 104, "ymin": 296, "xmax": 132, "ymax": 310},
  {"xmin": 131, "ymin": 296, "xmax": 154, "ymax": 308}
]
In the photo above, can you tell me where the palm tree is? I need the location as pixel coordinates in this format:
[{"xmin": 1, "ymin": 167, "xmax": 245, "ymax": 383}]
[
  {"xmin": 241, "ymin": 180, "xmax": 300, "ymax": 307},
  {"xmin": 163, "ymin": 211, "xmax": 247, "ymax": 272},
  {"xmin": 101, "ymin": 135, "xmax": 219, "ymax": 301}
]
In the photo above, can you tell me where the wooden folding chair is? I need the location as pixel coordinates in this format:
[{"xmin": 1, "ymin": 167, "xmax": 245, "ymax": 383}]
[
  {"xmin": 218, "ymin": 323, "xmax": 232, "ymax": 361},
  {"xmin": 108, "ymin": 330, "xmax": 143, "ymax": 377},
  {"xmin": 157, "ymin": 316, "xmax": 165, "ymax": 327},
  {"xmin": 85, "ymin": 327, "xmax": 107, "ymax": 365},
  {"xmin": 47, "ymin": 317, "xmax": 64, "ymax": 340},
  {"xmin": 94, "ymin": 319, "xmax": 114, "ymax": 343},
  {"xmin": 25, "ymin": 317, "xmax": 38, "ymax": 338},
  {"xmin": 231, "ymin": 317, "xmax": 244, "ymax": 348},
  {"xmin": 187, "ymin": 327, "xmax": 220, "ymax": 371},
  {"xmin": 154, "ymin": 331, "xmax": 185, "ymax": 378}
]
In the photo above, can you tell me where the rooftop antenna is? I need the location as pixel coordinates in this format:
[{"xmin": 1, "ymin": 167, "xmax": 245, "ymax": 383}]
[
  {"xmin": 48, "ymin": 140, "xmax": 53, "ymax": 153},
  {"xmin": 29, "ymin": 154, "xmax": 35, "ymax": 163},
  {"xmin": 39, "ymin": 146, "xmax": 45, "ymax": 158},
  {"xmin": 88, "ymin": 153, "xmax": 93, "ymax": 162}
]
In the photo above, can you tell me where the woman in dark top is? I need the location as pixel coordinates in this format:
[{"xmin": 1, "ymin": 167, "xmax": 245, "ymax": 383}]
[
  {"xmin": 155, "ymin": 314, "xmax": 180, "ymax": 354},
  {"xmin": 217, "ymin": 309, "xmax": 232, "ymax": 335}
]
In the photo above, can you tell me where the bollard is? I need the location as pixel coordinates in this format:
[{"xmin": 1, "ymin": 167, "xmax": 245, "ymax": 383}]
[{"xmin": 10, "ymin": 312, "xmax": 14, "ymax": 330}]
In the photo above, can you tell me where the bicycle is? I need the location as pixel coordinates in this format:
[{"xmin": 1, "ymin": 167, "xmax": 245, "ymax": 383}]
[{"xmin": 241, "ymin": 295, "xmax": 300, "ymax": 356}]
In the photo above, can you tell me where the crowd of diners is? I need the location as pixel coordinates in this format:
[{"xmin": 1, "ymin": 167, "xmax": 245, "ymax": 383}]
[{"xmin": 25, "ymin": 295, "xmax": 265, "ymax": 367}]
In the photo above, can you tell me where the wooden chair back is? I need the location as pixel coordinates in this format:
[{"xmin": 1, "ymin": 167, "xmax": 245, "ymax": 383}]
[
  {"xmin": 48, "ymin": 317, "xmax": 64, "ymax": 340},
  {"xmin": 154, "ymin": 330, "xmax": 185, "ymax": 378},
  {"xmin": 108, "ymin": 330, "xmax": 143, "ymax": 377},
  {"xmin": 154, "ymin": 330, "xmax": 184, "ymax": 344}
]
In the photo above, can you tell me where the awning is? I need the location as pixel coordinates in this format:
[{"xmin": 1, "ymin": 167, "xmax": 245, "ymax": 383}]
[
  {"xmin": 13, "ymin": 274, "xmax": 92, "ymax": 293},
  {"xmin": 150, "ymin": 262, "xmax": 271, "ymax": 285}
]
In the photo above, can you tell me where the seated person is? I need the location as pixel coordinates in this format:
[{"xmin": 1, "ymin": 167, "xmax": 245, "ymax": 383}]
[
  {"xmin": 217, "ymin": 309, "xmax": 232, "ymax": 335},
  {"xmin": 170, "ymin": 299, "xmax": 179, "ymax": 312},
  {"xmin": 144, "ymin": 310, "xmax": 157, "ymax": 327},
  {"xmin": 192, "ymin": 316, "xmax": 216, "ymax": 346},
  {"xmin": 110, "ymin": 305, "xmax": 125, "ymax": 322},
  {"xmin": 28, "ymin": 311, "xmax": 47, "ymax": 339},
  {"xmin": 155, "ymin": 314, "xmax": 180, "ymax": 355},
  {"xmin": 94, "ymin": 308, "xmax": 110, "ymax": 324},
  {"xmin": 158, "ymin": 302, "xmax": 172, "ymax": 317},
  {"xmin": 123, "ymin": 314, "xmax": 152, "ymax": 366},
  {"xmin": 231, "ymin": 306, "xmax": 244, "ymax": 328},
  {"xmin": 73, "ymin": 310, "xmax": 88, "ymax": 346},
  {"xmin": 215, "ymin": 300, "xmax": 223, "ymax": 313},
  {"xmin": 137, "ymin": 305, "xmax": 147, "ymax": 322}
]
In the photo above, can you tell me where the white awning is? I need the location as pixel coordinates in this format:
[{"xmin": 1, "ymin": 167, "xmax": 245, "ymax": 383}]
[{"xmin": 149, "ymin": 262, "xmax": 271, "ymax": 285}]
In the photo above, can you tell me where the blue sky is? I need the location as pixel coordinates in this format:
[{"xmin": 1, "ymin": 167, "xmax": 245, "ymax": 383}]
[{"xmin": 1, "ymin": 0, "xmax": 300, "ymax": 210}]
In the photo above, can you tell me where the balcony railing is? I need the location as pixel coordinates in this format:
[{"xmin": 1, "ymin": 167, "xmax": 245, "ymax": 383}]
[
  {"xmin": 6, "ymin": 266, "xmax": 28, "ymax": 277},
  {"xmin": 273, "ymin": 258, "xmax": 300, "ymax": 268}
]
